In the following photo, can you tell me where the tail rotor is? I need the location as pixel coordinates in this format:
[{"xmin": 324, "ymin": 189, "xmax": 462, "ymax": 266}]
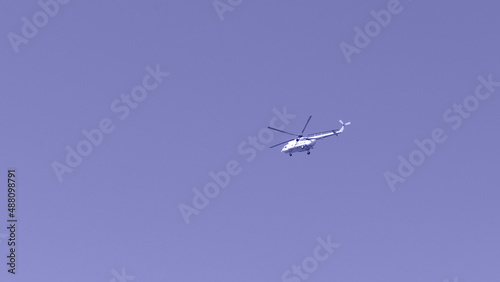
[
  {"xmin": 334, "ymin": 120, "xmax": 351, "ymax": 135},
  {"xmin": 339, "ymin": 120, "xmax": 351, "ymax": 126}
]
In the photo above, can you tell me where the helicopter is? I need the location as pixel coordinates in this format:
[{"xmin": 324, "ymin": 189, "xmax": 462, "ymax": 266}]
[{"xmin": 268, "ymin": 116, "xmax": 351, "ymax": 156}]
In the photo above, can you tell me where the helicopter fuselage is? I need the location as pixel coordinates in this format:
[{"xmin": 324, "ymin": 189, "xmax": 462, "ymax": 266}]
[{"xmin": 281, "ymin": 138, "xmax": 317, "ymax": 154}]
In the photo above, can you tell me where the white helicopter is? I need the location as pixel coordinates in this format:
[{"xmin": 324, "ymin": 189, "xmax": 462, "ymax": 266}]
[{"xmin": 268, "ymin": 116, "xmax": 351, "ymax": 156}]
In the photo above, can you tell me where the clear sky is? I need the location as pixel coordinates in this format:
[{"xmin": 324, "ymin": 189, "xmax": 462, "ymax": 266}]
[{"xmin": 1, "ymin": 0, "xmax": 499, "ymax": 281}]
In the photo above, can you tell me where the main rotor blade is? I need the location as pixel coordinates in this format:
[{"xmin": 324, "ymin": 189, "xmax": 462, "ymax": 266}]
[
  {"xmin": 267, "ymin": 127, "xmax": 299, "ymax": 137},
  {"xmin": 301, "ymin": 116, "xmax": 312, "ymax": 135},
  {"xmin": 270, "ymin": 138, "xmax": 295, "ymax": 148}
]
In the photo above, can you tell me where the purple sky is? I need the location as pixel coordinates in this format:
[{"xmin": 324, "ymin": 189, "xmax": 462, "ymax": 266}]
[{"xmin": 1, "ymin": 0, "xmax": 500, "ymax": 281}]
